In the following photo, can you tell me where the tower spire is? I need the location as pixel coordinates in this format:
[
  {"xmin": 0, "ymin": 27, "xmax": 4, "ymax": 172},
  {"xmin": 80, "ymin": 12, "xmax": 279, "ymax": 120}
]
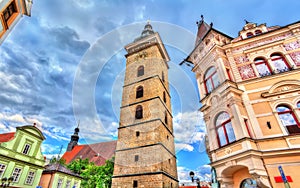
[
  {"xmin": 66, "ymin": 123, "xmax": 80, "ymax": 151},
  {"xmin": 134, "ymin": 21, "xmax": 155, "ymax": 41}
]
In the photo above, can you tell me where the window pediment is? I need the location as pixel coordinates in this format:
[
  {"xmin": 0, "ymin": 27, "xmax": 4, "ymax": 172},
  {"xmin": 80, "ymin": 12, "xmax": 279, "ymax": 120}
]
[{"xmin": 262, "ymin": 80, "xmax": 300, "ymax": 97}]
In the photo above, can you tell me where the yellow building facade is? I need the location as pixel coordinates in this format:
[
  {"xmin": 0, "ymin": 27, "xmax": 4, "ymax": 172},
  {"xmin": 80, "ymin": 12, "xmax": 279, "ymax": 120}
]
[
  {"xmin": 0, "ymin": 0, "xmax": 32, "ymax": 44},
  {"xmin": 185, "ymin": 18, "xmax": 300, "ymax": 188}
]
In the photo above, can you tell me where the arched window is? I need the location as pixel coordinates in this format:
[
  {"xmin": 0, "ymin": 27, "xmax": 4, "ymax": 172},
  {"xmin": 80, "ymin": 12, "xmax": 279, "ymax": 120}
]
[
  {"xmin": 136, "ymin": 86, "xmax": 143, "ymax": 98},
  {"xmin": 240, "ymin": 178, "xmax": 257, "ymax": 188},
  {"xmin": 270, "ymin": 53, "xmax": 290, "ymax": 73},
  {"xmin": 135, "ymin": 105, "xmax": 143, "ymax": 119},
  {"xmin": 254, "ymin": 57, "xmax": 271, "ymax": 77},
  {"xmin": 137, "ymin": 66, "xmax": 144, "ymax": 77},
  {"xmin": 246, "ymin": 32, "xmax": 253, "ymax": 38},
  {"xmin": 254, "ymin": 30, "xmax": 262, "ymax": 35},
  {"xmin": 162, "ymin": 71, "xmax": 165, "ymax": 82},
  {"xmin": 216, "ymin": 112, "xmax": 236, "ymax": 146},
  {"xmin": 276, "ymin": 105, "xmax": 300, "ymax": 134},
  {"xmin": 204, "ymin": 67, "xmax": 219, "ymax": 94},
  {"xmin": 297, "ymin": 101, "xmax": 300, "ymax": 109}
]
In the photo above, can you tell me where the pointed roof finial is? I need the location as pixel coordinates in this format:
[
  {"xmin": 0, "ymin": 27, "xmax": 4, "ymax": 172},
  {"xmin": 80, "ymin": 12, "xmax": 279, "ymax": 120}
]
[
  {"xmin": 244, "ymin": 19, "xmax": 250, "ymax": 24},
  {"xmin": 201, "ymin": 15, "xmax": 204, "ymax": 21}
]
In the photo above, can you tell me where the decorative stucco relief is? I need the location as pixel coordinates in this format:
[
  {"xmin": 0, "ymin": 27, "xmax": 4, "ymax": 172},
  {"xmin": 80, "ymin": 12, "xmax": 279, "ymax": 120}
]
[
  {"xmin": 238, "ymin": 64, "xmax": 256, "ymax": 80},
  {"xmin": 289, "ymin": 51, "xmax": 300, "ymax": 66},
  {"xmin": 284, "ymin": 41, "xmax": 300, "ymax": 51},
  {"xmin": 232, "ymin": 32, "xmax": 293, "ymax": 53},
  {"xmin": 234, "ymin": 55, "xmax": 249, "ymax": 64}
]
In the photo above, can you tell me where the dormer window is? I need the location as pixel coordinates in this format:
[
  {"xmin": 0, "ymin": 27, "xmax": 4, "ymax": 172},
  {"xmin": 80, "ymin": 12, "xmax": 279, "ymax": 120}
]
[
  {"xmin": 22, "ymin": 144, "xmax": 31, "ymax": 155},
  {"xmin": 246, "ymin": 32, "xmax": 254, "ymax": 38},
  {"xmin": 255, "ymin": 29, "xmax": 262, "ymax": 35}
]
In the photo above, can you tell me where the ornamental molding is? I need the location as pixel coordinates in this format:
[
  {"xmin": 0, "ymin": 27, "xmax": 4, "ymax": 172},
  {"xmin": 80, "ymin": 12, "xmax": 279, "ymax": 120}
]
[
  {"xmin": 284, "ymin": 40, "xmax": 300, "ymax": 51},
  {"xmin": 289, "ymin": 51, "xmax": 300, "ymax": 66},
  {"xmin": 261, "ymin": 80, "xmax": 300, "ymax": 98},
  {"xmin": 232, "ymin": 32, "xmax": 293, "ymax": 53}
]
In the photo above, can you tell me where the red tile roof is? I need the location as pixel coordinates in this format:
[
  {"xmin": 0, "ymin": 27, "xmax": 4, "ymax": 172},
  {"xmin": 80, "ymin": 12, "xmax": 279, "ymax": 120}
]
[
  {"xmin": 62, "ymin": 140, "xmax": 117, "ymax": 166},
  {"xmin": 0, "ymin": 132, "xmax": 15, "ymax": 143}
]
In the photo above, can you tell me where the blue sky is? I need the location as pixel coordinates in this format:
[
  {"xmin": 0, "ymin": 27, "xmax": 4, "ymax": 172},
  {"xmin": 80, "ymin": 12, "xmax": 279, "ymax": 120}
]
[{"xmin": 1, "ymin": 0, "xmax": 300, "ymax": 183}]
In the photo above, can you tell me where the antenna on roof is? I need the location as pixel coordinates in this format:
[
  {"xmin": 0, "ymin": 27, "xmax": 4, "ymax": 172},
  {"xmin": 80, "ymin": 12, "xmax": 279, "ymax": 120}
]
[
  {"xmin": 77, "ymin": 120, "xmax": 80, "ymax": 128},
  {"xmin": 57, "ymin": 145, "xmax": 63, "ymax": 159}
]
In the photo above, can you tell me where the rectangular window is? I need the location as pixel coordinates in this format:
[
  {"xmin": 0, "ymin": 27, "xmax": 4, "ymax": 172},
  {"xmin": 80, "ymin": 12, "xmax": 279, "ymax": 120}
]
[
  {"xmin": 3, "ymin": 1, "xmax": 17, "ymax": 22},
  {"xmin": 12, "ymin": 167, "xmax": 22, "ymax": 182},
  {"xmin": 66, "ymin": 180, "xmax": 71, "ymax": 188},
  {"xmin": 22, "ymin": 144, "xmax": 31, "ymax": 155},
  {"xmin": 0, "ymin": 164, "xmax": 7, "ymax": 178},
  {"xmin": 134, "ymin": 155, "xmax": 139, "ymax": 162},
  {"xmin": 57, "ymin": 178, "xmax": 63, "ymax": 188},
  {"xmin": 25, "ymin": 171, "xmax": 35, "ymax": 185},
  {"xmin": 133, "ymin": 180, "xmax": 138, "ymax": 188}
]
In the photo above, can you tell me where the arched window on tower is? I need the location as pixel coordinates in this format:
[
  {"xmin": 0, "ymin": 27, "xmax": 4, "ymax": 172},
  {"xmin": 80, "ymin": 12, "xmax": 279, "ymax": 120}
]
[
  {"xmin": 162, "ymin": 71, "xmax": 165, "ymax": 82},
  {"xmin": 164, "ymin": 111, "xmax": 168, "ymax": 125},
  {"xmin": 276, "ymin": 105, "xmax": 300, "ymax": 134},
  {"xmin": 297, "ymin": 101, "xmax": 300, "ymax": 109},
  {"xmin": 270, "ymin": 53, "xmax": 290, "ymax": 73},
  {"xmin": 254, "ymin": 57, "xmax": 271, "ymax": 77},
  {"xmin": 135, "ymin": 105, "xmax": 143, "ymax": 119},
  {"xmin": 215, "ymin": 112, "xmax": 236, "ymax": 147},
  {"xmin": 137, "ymin": 66, "xmax": 144, "ymax": 77},
  {"xmin": 163, "ymin": 91, "xmax": 166, "ymax": 103},
  {"xmin": 204, "ymin": 67, "xmax": 219, "ymax": 94},
  {"xmin": 136, "ymin": 86, "xmax": 143, "ymax": 98}
]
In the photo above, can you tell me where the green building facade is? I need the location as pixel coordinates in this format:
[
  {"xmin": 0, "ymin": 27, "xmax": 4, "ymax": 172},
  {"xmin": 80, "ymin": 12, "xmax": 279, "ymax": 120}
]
[{"xmin": 0, "ymin": 125, "xmax": 45, "ymax": 187}]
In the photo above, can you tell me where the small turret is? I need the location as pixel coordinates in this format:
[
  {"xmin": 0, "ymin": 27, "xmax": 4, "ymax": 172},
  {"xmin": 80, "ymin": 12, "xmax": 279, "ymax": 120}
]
[
  {"xmin": 134, "ymin": 21, "xmax": 155, "ymax": 42},
  {"xmin": 66, "ymin": 123, "xmax": 80, "ymax": 151}
]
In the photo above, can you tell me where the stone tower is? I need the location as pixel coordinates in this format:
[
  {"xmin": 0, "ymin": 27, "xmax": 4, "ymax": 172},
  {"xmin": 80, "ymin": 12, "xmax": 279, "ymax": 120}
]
[
  {"xmin": 66, "ymin": 125, "xmax": 79, "ymax": 151},
  {"xmin": 112, "ymin": 22, "xmax": 178, "ymax": 188}
]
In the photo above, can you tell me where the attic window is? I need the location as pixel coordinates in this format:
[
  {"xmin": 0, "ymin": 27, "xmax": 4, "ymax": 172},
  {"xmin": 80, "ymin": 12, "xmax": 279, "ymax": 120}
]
[
  {"xmin": 22, "ymin": 144, "xmax": 31, "ymax": 155},
  {"xmin": 255, "ymin": 30, "xmax": 262, "ymax": 35},
  {"xmin": 246, "ymin": 32, "xmax": 254, "ymax": 38}
]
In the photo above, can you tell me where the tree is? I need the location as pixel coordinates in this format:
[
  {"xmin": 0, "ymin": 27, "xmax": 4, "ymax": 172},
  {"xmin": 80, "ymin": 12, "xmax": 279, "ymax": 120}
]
[
  {"xmin": 67, "ymin": 157, "xmax": 114, "ymax": 188},
  {"xmin": 49, "ymin": 156, "xmax": 66, "ymax": 165}
]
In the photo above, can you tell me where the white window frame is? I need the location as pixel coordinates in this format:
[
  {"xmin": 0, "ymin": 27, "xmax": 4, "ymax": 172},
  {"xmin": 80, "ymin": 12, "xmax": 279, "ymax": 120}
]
[
  {"xmin": 66, "ymin": 180, "xmax": 71, "ymax": 188},
  {"xmin": 57, "ymin": 178, "xmax": 63, "ymax": 188},
  {"xmin": 12, "ymin": 167, "xmax": 22, "ymax": 182},
  {"xmin": 25, "ymin": 170, "xmax": 35, "ymax": 185},
  {"xmin": 0, "ymin": 164, "xmax": 7, "ymax": 178},
  {"xmin": 22, "ymin": 143, "xmax": 31, "ymax": 155}
]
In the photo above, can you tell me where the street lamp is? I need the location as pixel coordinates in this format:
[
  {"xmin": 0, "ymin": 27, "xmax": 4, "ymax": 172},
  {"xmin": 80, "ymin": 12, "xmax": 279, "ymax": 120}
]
[
  {"xmin": 1, "ymin": 176, "xmax": 14, "ymax": 187},
  {"xmin": 189, "ymin": 171, "xmax": 201, "ymax": 188}
]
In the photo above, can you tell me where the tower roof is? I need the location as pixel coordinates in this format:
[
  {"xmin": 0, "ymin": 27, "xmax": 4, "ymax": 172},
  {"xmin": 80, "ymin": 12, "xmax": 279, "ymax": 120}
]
[{"xmin": 134, "ymin": 21, "xmax": 155, "ymax": 42}]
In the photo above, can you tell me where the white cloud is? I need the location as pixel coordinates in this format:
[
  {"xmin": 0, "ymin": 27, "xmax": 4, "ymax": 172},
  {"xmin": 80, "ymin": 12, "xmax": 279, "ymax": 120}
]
[
  {"xmin": 173, "ymin": 111, "xmax": 207, "ymax": 152},
  {"xmin": 177, "ymin": 165, "xmax": 212, "ymax": 183},
  {"xmin": 175, "ymin": 143, "xmax": 194, "ymax": 152}
]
